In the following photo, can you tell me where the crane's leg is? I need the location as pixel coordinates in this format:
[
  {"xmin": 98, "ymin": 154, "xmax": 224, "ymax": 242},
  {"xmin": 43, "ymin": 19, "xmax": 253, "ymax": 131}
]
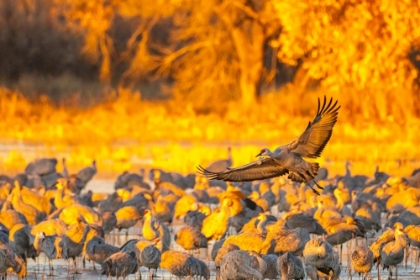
[
  {"xmin": 66, "ymin": 258, "xmax": 71, "ymax": 275},
  {"xmin": 304, "ymin": 168, "xmax": 324, "ymax": 192},
  {"xmin": 72, "ymin": 257, "xmax": 80, "ymax": 274},
  {"xmin": 312, "ymin": 179, "xmax": 324, "ymax": 190},
  {"xmin": 348, "ymin": 258, "xmax": 352, "ymax": 280},
  {"xmin": 139, "ymin": 267, "xmax": 141, "ymax": 280},
  {"xmin": 48, "ymin": 259, "xmax": 54, "ymax": 276},
  {"xmin": 298, "ymin": 172, "xmax": 320, "ymax": 195},
  {"xmin": 388, "ymin": 266, "xmax": 392, "ymax": 280},
  {"xmin": 308, "ymin": 180, "xmax": 324, "ymax": 195}
]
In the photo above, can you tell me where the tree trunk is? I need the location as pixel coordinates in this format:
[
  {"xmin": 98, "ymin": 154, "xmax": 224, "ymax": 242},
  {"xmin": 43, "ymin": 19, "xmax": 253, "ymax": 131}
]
[
  {"xmin": 239, "ymin": 72, "xmax": 259, "ymax": 107},
  {"xmin": 231, "ymin": 20, "xmax": 265, "ymax": 108}
]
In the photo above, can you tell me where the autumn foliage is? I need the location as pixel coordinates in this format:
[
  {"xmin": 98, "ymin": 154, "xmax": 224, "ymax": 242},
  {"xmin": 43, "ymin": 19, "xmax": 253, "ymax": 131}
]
[{"xmin": 0, "ymin": 0, "xmax": 419, "ymax": 176}]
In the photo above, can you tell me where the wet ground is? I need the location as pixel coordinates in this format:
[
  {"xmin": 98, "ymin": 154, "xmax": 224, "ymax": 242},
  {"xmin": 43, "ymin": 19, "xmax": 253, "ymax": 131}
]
[
  {"xmin": 21, "ymin": 234, "xmax": 420, "ymax": 280},
  {"xmin": 7, "ymin": 180, "xmax": 420, "ymax": 280}
]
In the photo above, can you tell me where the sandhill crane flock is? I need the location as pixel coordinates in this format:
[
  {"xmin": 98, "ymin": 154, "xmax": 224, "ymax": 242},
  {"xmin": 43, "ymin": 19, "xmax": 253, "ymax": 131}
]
[{"xmin": 1, "ymin": 96, "xmax": 420, "ymax": 280}]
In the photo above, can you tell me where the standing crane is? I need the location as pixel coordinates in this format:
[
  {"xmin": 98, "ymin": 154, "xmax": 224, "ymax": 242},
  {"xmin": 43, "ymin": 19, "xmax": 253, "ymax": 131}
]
[{"xmin": 198, "ymin": 96, "xmax": 340, "ymax": 195}]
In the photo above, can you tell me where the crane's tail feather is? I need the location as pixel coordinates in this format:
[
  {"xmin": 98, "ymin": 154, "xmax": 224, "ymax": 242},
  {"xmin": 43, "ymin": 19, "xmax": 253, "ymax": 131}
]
[{"xmin": 311, "ymin": 162, "xmax": 320, "ymax": 177}]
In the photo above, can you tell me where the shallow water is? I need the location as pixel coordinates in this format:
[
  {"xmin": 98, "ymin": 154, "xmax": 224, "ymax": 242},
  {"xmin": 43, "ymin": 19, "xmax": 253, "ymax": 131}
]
[
  {"xmin": 19, "ymin": 238, "xmax": 420, "ymax": 280},
  {"xmin": 6, "ymin": 180, "xmax": 420, "ymax": 280}
]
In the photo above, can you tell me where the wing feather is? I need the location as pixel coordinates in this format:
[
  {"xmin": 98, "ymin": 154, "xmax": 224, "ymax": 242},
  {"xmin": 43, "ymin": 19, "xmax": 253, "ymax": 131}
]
[
  {"xmin": 288, "ymin": 96, "xmax": 340, "ymax": 158},
  {"xmin": 197, "ymin": 158, "xmax": 289, "ymax": 182}
]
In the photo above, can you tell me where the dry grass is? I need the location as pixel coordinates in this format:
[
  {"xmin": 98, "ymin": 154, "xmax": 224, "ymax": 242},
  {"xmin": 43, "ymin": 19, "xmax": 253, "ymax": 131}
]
[{"xmin": 0, "ymin": 86, "xmax": 419, "ymax": 178}]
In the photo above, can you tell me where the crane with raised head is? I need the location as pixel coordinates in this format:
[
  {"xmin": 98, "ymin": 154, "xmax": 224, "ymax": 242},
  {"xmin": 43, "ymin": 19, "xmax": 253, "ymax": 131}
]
[{"xmin": 198, "ymin": 96, "xmax": 340, "ymax": 195}]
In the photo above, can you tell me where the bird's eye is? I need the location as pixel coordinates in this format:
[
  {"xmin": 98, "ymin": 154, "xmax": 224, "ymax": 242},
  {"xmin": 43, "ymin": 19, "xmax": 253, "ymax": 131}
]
[{"xmin": 260, "ymin": 149, "xmax": 266, "ymax": 153}]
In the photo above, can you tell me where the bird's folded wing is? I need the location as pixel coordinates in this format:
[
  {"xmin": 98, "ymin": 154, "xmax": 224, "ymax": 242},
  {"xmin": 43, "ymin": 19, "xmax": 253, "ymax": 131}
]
[
  {"xmin": 287, "ymin": 96, "xmax": 340, "ymax": 158},
  {"xmin": 197, "ymin": 158, "xmax": 289, "ymax": 182}
]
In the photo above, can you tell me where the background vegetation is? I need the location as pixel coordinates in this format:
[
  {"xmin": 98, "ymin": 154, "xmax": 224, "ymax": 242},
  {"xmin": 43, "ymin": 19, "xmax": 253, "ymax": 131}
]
[{"xmin": 0, "ymin": 0, "xmax": 419, "ymax": 177}]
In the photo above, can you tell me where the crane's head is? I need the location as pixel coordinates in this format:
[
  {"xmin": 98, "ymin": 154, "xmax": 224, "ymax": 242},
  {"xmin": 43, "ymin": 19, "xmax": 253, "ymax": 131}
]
[{"xmin": 256, "ymin": 148, "xmax": 270, "ymax": 157}]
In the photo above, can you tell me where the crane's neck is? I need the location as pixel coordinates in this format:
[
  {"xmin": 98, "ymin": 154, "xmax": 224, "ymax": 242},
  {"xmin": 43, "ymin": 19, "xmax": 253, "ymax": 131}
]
[
  {"xmin": 345, "ymin": 162, "xmax": 351, "ymax": 177},
  {"xmin": 395, "ymin": 232, "xmax": 408, "ymax": 249}
]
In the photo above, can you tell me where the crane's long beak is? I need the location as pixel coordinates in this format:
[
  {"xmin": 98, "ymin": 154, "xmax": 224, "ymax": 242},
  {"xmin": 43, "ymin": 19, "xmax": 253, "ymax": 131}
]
[{"xmin": 256, "ymin": 152, "xmax": 262, "ymax": 157}]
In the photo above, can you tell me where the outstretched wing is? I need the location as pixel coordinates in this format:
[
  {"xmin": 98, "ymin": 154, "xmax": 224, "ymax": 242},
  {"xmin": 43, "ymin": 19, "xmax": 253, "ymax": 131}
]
[
  {"xmin": 197, "ymin": 158, "xmax": 289, "ymax": 182},
  {"xmin": 287, "ymin": 96, "xmax": 340, "ymax": 158}
]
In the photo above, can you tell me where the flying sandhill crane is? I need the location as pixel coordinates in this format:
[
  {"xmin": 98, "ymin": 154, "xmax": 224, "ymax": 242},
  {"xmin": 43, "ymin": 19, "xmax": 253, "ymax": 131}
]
[
  {"xmin": 276, "ymin": 252, "xmax": 305, "ymax": 280},
  {"xmin": 219, "ymin": 250, "xmax": 263, "ymax": 280},
  {"xmin": 198, "ymin": 96, "xmax": 340, "ymax": 195},
  {"xmin": 160, "ymin": 250, "xmax": 210, "ymax": 279},
  {"xmin": 205, "ymin": 147, "xmax": 233, "ymax": 172},
  {"xmin": 351, "ymin": 245, "xmax": 374, "ymax": 280}
]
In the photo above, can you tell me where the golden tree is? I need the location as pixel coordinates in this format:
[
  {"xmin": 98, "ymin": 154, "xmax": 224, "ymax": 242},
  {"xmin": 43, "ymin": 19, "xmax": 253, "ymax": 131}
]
[
  {"xmin": 155, "ymin": 0, "xmax": 281, "ymax": 108},
  {"xmin": 58, "ymin": 0, "xmax": 281, "ymax": 108},
  {"xmin": 274, "ymin": 0, "xmax": 420, "ymax": 119}
]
